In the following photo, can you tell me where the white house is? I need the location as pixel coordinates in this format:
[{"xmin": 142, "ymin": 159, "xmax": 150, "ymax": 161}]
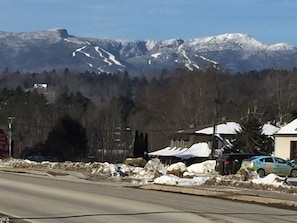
[{"xmin": 274, "ymin": 119, "xmax": 297, "ymax": 160}]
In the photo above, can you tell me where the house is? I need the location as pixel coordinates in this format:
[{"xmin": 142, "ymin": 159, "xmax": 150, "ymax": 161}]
[
  {"xmin": 149, "ymin": 122, "xmax": 241, "ymax": 165},
  {"xmin": 149, "ymin": 121, "xmax": 279, "ymax": 165},
  {"xmin": 274, "ymin": 119, "xmax": 297, "ymax": 161}
]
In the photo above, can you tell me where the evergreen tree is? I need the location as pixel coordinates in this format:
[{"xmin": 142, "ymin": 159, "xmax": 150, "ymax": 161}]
[
  {"xmin": 133, "ymin": 131, "xmax": 146, "ymax": 158},
  {"xmin": 144, "ymin": 133, "xmax": 148, "ymax": 160},
  {"xmin": 233, "ymin": 114, "xmax": 270, "ymax": 154},
  {"xmin": 133, "ymin": 131, "xmax": 140, "ymax": 157},
  {"xmin": 139, "ymin": 132, "xmax": 144, "ymax": 157},
  {"xmin": 45, "ymin": 115, "xmax": 88, "ymax": 161}
]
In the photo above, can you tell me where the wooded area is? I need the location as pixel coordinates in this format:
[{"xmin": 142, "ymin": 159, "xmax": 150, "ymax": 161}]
[{"xmin": 0, "ymin": 67, "xmax": 297, "ymax": 162}]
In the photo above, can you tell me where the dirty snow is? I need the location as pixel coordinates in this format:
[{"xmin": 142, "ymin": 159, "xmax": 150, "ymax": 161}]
[{"xmin": 0, "ymin": 158, "xmax": 295, "ymax": 193}]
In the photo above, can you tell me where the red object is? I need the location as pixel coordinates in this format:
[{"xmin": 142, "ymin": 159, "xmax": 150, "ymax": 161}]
[
  {"xmin": 0, "ymin": 129, "xmax": 8, "ymax": 150},
  {"xmin": 223, "ymin": 160, "xmax": 230, "ymax": 165}
]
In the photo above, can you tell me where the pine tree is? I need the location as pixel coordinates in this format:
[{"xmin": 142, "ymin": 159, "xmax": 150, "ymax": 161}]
[
  {"xmin": 144, "ymin": 133, "xmax": 148, "ymax": 160},
  {"xmin": 133, "ymin": 131, "xmax": 140, "ymax": 157},
  {"xmin": 45, "ymin": 115, "xmax": 88, "ymax": 161},
  {"xmin": 233, "ymin": 114, "xmax": 269, "ymax": 154},
  {"xmin": 133, "ymin": 131, "xmax": 148, "ymax": 158}
]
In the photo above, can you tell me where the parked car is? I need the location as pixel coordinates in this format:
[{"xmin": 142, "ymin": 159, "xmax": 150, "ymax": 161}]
[
  {"xmin": 240, "ymin": 155, "xmax": 297, "ymax": 177},
  {"xmin": 215, "ymin": 153, "xmax": 258, "ymax": 175}
]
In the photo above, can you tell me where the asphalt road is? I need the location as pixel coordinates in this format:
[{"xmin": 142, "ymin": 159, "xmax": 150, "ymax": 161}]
[{"xmin": 0, "ymin": 172, "xmax": 296, "ymax": 223}]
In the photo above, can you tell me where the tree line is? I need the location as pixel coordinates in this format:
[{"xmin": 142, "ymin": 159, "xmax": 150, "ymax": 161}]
[{"xmin": 1, "ymin": 67, "xmax": 297, "ymax": 161}]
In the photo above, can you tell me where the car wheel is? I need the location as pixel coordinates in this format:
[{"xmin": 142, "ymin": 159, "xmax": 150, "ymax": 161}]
[
  {"xmin": 290, "ymin": 169, "xmax": 297, "ymax": 177},
  {"xmin": 257, "ymin": 169, "xmax": 265, "ymax": 178}
]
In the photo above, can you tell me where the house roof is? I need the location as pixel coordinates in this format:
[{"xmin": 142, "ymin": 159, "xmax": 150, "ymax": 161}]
[
  {"xmin": 275, "ymin": 119, "xmax": 297, "ymax": 135},
  {"xmin": 195, "ymin": 122, "xmax": 241, "ymax": 135},
  {"xmin": 262, "ymin": 123, "xmax": 280, "ymax": 135},
  {"xmin": 149, "ymin": 143, "xmax": 210, "ymax": 159},
  {"xmin": 149, "ymin": 147, "xmax": 188, "ymax": 157},
  {"xmin": 149, "ymin": 121, "xmax": 280, "ymax": 159},
  {"xmin": 195, "ymin": 121, "xmax": 279, "ymax": 136},
  {"xmin": 175, "ymin": 142, "xmax": 211, "ymax": 159}
]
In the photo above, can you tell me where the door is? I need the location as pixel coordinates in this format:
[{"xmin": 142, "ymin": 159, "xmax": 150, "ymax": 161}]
[
  {"xmin": 290, "ymin": 141, "xmax": 297, "ymax": 161},
  {"xmin": 274, "ymin": 157, "xmax": 292, "ymax": 176}
]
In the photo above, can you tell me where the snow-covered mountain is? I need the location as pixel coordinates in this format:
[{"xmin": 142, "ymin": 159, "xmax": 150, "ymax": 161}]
[{"xmin": 1, "ymin": 29, "xmax": 297, "ymax": 75}]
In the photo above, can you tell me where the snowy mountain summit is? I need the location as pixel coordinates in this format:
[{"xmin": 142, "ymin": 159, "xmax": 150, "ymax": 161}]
[{"xmin": 1, "ymin": 29, "xmax": 297, "ymax": 75}]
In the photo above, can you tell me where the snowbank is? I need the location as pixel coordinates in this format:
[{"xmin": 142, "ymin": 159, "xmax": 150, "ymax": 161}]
[
  {"xmin": 154, "ymin": 174, "xmax": 210, "ymax": 186},
  {"xmin": 0, "ymin": 158, "xmax": 296, "ymax": 192}
]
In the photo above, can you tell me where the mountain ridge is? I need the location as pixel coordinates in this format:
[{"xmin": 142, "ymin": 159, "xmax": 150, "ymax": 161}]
[{"xmin": 1, "ymin": 29, "xmax": 297, "ymax": 75}]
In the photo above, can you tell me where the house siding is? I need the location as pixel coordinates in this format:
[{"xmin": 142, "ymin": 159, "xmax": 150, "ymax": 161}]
[{"xmin": 274, "ymin": 135, "xmax": 297, "ymax": 160}]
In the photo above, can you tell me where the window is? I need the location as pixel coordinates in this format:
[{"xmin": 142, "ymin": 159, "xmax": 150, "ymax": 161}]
[
  {"xmin": 275, "ymin": 157, "xmax": 286, "ymax": 164},
  {"xmin": 264, "ymin": 157, "xmax": 273, "ymax": 163}
]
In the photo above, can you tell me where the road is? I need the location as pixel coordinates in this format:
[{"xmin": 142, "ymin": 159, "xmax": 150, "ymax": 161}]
[{"xmin": 0, "ymin": 171, "xmax": 296, "ymax": 223}]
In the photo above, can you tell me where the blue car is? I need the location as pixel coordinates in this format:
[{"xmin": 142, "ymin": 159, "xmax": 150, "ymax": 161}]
[{"xmin": 240, "ymin": 155, "xmax": 297, "ymax": 177}]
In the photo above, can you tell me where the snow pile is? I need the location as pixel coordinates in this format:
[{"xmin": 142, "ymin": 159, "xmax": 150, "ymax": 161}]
[
  {"xmin": 154, "ymin": 174, "xmax": 209, "ymax": 186},
  {"xmin": 252, "ymin": 173, "xmax": 291, "ymax": 186},
  {"xmin": 0, "ymin": 158, "xmax": 296, "ymax": 192},
  {"xmin": 186, "ymin": 160, "xmax": 216, "ymax": 175},
  {"xmin": 166, "ymin": 162, "xmax": 186, "ymax": 176}
]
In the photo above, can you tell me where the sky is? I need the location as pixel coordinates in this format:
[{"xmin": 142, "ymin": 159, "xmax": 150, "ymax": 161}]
[{"xmin": 1, "ymin": 0, "xmax": 297, "ymax": 46}]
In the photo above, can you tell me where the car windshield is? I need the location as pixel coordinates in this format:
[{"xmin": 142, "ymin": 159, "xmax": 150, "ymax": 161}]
[{"xmin": 247, "ymin": 156, "xmax": 259, "ymax": 161}]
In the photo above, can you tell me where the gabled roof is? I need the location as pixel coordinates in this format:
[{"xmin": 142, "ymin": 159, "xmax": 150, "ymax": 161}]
[{"xmin": 275, "ymin": 119, "xmax": 297, "ymax": 135}]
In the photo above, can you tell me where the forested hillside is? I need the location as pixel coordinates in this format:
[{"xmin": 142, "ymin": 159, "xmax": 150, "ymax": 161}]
[{"xmin": 1, "ymin": 68, "xmax": 297, "ymax": 162}]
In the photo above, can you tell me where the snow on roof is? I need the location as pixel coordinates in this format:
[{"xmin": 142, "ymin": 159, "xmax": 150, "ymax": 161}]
[
  {"xmin": 195, "ymin": 121, "xmax": 278, "ymax": 136},
  {"xmin": 175, "ymin": 142, "xmax": 211, "ymax": 159},
  {"xmin": 262, "ymin": 123, "xmax": 280, "ymax": 135},
  {"xmin": 195, "ymin": 122, "xmax": 241, "ymax": 135},
  {"xmin": 275, "ymin": 119, "xmax": 297, "ymax": 135},
  {"xmin": 150, "ymin": 122, "xmax": 279, "ymax": 159},
  {"xmin": 149, "ymin": 143, "xmax": 210, "ymax": 159},
  {"xmin": 148, "ymin": 147, "xmax": 187, "ymax": 157}
]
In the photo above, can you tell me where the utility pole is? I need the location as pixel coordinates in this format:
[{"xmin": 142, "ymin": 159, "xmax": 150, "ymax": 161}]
[
  {"xmin": 8, "ymin": 117, "xmax": 15, "ymax": 158},
  {"xmin": 211, "ymin": 99, "xmax": 219, "ymax": 160}
]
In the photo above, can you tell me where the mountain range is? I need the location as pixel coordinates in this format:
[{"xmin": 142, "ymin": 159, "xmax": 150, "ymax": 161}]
[{"xmin": 1, "ymin": 29, "xmax": 297, "ymax": 75}]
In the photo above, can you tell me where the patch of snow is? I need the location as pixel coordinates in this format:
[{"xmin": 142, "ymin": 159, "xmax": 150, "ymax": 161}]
[
  {"xmin": 149, "ymin": 147, "xmax": 188, "ymax": 157},
  {"xmin": 154, "ymin": 174, "xmax": 210, "ymax": 186},
  {"xmin": 72, "ymin": 46, "xmax": 88, "ymax": 57},
  {"xmin": 267, "ymin": 43, "xmax": 295, "ymax": 51},
  {"xmin": 252, "ymin": 173, "xmax": 287, "ymax": 186},
  {"xmin": 196, "ymin": 122, "xmax": 241, "ymax": 135},
  {"xmin": 275, "ymin": 118, "xmax": 297, "ymax": 135},
  {"xmin": 167, "ymin": 162, "xmax": 187, "ymax": 173},
  {"xmin": 64, "ymin": 37, "xmax": 87, "ymax": 45},
  {"xmin": 151, "ymin": 53, "xmax": 162, "ymax": 59},
  {"xmin": 198, "ymin": 55, "xmax": 219, "ymax": 65},
  {"xmin": 262, "ymin": 123, "xmax": 280, "ymax": 136},
  {"xmin": 186, "ymin": 160, "xmax": 216, "ymax": 175},
  {"xmin": 94, "ymin": 46, "xmax": 112, "ymax": 65},
  {"xmin": 94, "ymin": 46, "xmax": 112, "ymax": 66},
  {"xmin": 100, "ymin": 48, "xmax": 125, "ymax": 67},
  {"xmin": 145, "ymin": 40, "xmax": 158, "ymax": 50},
  {"xmin": 176, "ymin": 142, "xmax": 211, "ymax": 159},
  {"xmin": 0, "ymin": 158, "xmax": 295, "ymax": 191}
]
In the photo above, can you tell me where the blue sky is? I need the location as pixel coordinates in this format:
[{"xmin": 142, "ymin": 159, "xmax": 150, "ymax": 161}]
[{"xmin": 1, "ymin": 0, "xmax": 297, "ymax": 46}]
